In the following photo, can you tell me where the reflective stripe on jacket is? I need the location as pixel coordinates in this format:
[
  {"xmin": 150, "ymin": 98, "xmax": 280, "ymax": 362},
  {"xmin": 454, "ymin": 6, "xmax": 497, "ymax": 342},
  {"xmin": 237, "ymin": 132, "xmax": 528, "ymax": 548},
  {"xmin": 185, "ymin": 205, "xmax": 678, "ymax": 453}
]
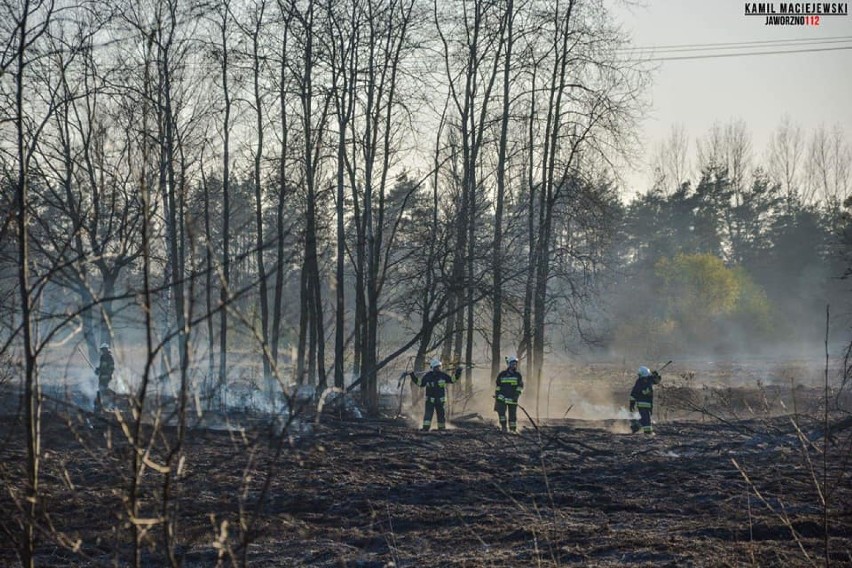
[
  {"xmin": 412, "ymin": 369, "xmax": 459, "ymax": 401},
  {"xmin": 629, "ymin": 375, "xmax": 658, "ymax": 409},
  {"xmin": 495, "ymin": 369, "xmax": 523, "ymax": 404}
]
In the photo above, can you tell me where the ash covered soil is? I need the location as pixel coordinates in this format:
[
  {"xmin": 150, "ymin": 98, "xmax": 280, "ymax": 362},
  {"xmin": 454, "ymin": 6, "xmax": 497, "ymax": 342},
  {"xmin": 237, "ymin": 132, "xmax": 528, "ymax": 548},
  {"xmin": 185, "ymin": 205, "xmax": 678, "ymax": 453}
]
[{"xmin": 1, "ymin": 390, "xmax": 851, "ymax": 567}]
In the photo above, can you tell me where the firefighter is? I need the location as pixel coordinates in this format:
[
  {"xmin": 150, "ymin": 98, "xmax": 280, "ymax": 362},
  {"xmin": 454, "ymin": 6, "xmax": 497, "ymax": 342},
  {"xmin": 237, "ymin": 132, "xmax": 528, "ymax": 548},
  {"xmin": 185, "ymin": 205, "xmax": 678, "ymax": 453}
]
[
  {"xmin": 494, "ymin": 355, "xmax": 523, "ymax": 433},
  {"xmin": 410, "ymin": 359, "xmax": 461, "ymax": 431},
  {"xmin": 629, "ymin": 366, "xmax": 662, "ymax": 435},
  {"xmin": 94, "ymin": 343, "xmax": 114, "ymax": 412}
]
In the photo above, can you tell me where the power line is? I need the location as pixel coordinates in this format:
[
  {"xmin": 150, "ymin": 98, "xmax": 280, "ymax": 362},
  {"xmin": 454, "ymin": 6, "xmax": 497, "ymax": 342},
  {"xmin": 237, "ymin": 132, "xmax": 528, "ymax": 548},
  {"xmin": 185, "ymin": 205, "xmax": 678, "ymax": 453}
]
[
  {"xmin": 622, "ymin": 35, "xmax": 852, "ymax": 52},
  {"xmin": 639, "ymin": 44, "xmax": 852, "ymax": 61},
  {"xmin": 623, "ymin": 37, "xmax": 852, "ymax": 55}
]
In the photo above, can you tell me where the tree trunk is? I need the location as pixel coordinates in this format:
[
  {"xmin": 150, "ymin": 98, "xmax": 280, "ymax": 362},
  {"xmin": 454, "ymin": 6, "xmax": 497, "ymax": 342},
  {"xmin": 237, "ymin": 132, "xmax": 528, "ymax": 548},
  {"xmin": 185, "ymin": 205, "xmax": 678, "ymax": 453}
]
[
  {"xmin": 251, "ymin": 4, "xmax": 272, "ymax": 399},
  {"xmin": 15, "ymin": 6, "xmax": 40, "ymax": 565},
  {"xmin": 491, "ymin": 0, "xmax": 514, "ymax": 380},
  {"xmin": 271, "ymin": 12, "xmax": 291, "ymax": 381},
  {"xmin": 218, "ymin": 5, "xmax": 232, "ymax": 409},
  {"xmin": 331, "ymin": 1, "xmax": 358, "ymax": 390},
  {"xmin": 202, "ymin": 168, "xmax": 215, "ymax": 401}
]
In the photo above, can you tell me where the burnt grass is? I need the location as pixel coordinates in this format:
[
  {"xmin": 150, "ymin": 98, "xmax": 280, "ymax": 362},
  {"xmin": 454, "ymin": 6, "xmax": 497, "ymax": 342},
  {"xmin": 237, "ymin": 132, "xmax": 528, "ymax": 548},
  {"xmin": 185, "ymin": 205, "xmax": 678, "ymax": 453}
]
[{"xmin": 1, "ymin": 390, "xmax": 851, "ymax": 567}]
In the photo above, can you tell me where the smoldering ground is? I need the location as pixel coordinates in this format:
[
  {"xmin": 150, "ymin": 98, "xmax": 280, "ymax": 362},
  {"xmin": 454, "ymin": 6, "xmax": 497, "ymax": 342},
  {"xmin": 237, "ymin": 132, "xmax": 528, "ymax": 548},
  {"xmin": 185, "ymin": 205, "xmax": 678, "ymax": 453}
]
[
  {"xmin": 403, "ymin": 356, "xmax": 850, "ymax": 436},
  {"xmin": 28, "ymin": 336, "xmax": 848, "ymax": 433},
  {"xmin": 1, "ymin": 366, "xmax": 850, "ymax": 567},
  {"xmin": 4, "ymin": 344, "xmax": 852, "ymax": 564}
]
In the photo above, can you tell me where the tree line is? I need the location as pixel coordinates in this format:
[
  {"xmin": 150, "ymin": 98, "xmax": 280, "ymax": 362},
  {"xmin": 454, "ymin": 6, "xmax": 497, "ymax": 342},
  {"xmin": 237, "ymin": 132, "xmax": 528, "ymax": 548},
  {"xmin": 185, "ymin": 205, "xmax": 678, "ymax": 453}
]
[
  {"xmin": 2, "ymin": 1, "xmax": 850, "ymax": 565},
  {"xmin": 1, "ymin": 2, "xmax": 642, "ymax": 563},
  {"xmin": 1, "ymin": 0, "xmax": 849, "ymax": 423},
  {"xmin": 1, "ymin": 0, "xmax": 647, "ymax": 415},
  {"xmin": 614, "ymin": 120, "xmax": 850, "ymax": 358}
]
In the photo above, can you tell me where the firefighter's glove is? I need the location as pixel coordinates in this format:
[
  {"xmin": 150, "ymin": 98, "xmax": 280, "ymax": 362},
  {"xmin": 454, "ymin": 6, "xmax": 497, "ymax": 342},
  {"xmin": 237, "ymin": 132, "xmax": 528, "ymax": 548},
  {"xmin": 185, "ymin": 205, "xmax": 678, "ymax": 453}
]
[
  {"xmin": 455, "ymin": 367, "xmax": 463, "ymax": 378},
  {"xmin": 629, "ymin": 401, "xmax": 636, "ymax": 412},
  {"xmin": 652, "ymin": 371, "xmax": 661, "ymax": 385},
  {"xmin": 409, "ymin": 372, "xmax": 417, "ymax": 380}
]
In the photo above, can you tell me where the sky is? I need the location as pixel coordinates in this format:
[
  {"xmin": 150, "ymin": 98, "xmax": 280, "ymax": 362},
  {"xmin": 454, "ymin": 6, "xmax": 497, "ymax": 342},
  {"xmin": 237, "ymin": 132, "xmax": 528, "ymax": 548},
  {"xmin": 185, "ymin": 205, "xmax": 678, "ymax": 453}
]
[{"xmin": 610, "ymin": 0, "xmax": 852, "ymax": 194}]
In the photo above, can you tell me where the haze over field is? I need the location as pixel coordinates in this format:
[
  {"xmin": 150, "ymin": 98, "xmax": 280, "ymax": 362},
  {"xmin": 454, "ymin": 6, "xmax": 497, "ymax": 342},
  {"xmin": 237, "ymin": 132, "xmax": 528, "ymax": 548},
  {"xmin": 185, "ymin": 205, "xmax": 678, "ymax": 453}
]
[{"xmin": 1, "ymin": 0, "xmax": 850, "ymax": 565}]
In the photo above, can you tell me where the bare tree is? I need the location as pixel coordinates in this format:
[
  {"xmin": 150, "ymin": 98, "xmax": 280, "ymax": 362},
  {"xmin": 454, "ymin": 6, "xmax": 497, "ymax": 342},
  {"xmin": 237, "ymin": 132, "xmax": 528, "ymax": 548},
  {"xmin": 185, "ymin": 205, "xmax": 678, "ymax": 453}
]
[
  {"xmin": 806, "ymin": 124, "xmax": 851, "ymax": 208},
  {"xmin": 768, "ymin": 115, "xmax": 804, "ymax": 205},
  {"xmin": 491, "ymin": 0, "xmax": 520, "ymax": 379},
  {"xmin": 1, "ymin": 1, "xmax": 119, "ymax": 563},
  {"xmin": 286, "ymin": 0, "xmax": 330, "ymax": 388},
  {"xmin": 11, "ymin": 1, "xmax": 51, "ymax": 564},
  {"xmin": 411, "ymin": 96, "xmax": 452, "ymax": 376},
  {"xmin": 696, "ymin": 120, "xmax": 752, "ymax": 196},
  {"xmin": 271, "ymin": 0, "xmax": 295, "ymax": 382},
  {"xmin": 30, "ymin": 31, "xmax": 147, "ymax": 369},
  {"xmin": 520, "ymin": 0, "xmax": 645, "ymax": 411},
  {"xmin": 696, "ymin": 120, "xmax": 754, "ymax": 264},
  {"xmin": 242, "ymin": 0, "xmax": 275, "ymax": 397},
  {"xmin": 349, "ymin": 0, "xmax": 418, "ymax": 412},
  {"xmin": 214, "ymin": 0, "xmax": 235, "ymax": 407},
  {"xmin": 111, "ymin": 1, "xmax": 214, "ymax": 562},
  {"xmin": 326, "ymin": 0, "xmax": 362, "ymax": 390},
  {"xmin": 434, "ymin": 0, "xmax": 507, "ymax": 393},
  {"xmin": 649, "ymin": 123, "xmax": 690, "ymax": 195}
]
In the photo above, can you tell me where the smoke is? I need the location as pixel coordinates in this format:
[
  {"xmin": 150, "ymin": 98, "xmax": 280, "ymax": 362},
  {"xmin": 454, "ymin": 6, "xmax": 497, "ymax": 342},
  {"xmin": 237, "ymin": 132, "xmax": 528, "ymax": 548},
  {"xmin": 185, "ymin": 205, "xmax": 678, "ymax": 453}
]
[
  {"xmin": 32, "ymin": 321, "xmax": 845, "ymax": 434},
  {"xmin": 77, "ymin": 368, "xmax": 97, "ymax": 402},
  {"xmin": 565, "ymin": 402, "xmax": 635, "ymax": 421},
  {"xmin": 389, "ymin": 364, "xmax": 640, "ymax": 432},
  {"xmin": 35, "ymin": 361, "xmax": 99, "ymax": 410}
]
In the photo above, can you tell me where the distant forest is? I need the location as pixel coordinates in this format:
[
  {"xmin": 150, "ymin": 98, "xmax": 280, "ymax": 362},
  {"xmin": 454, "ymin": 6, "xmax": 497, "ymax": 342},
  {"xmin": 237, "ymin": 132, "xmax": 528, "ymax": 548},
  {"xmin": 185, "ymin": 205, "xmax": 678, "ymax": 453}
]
[
  {"xmin": 2, "ymin": 0, "xmax": 850, "ymax": 417},
  {"xmin": 613, "ymin": 121, "xmax": 850, "ymax": 359}
]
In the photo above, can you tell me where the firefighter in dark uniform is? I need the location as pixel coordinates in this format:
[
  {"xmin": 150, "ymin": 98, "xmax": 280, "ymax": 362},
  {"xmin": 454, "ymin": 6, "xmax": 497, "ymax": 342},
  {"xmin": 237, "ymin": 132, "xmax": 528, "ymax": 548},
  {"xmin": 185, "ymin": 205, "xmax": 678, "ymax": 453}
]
[
  {"xmin": 629, "ymin": 366, "xmax": 661, "ymax": 435},
  {"xmin": 410, "ymin": 359, "xmax": 461, "ymax": 431},
  {"xmin": 494, "ymin": 355, "xmax": 523, "ymax": 433},
  {"xmin": 95, "ymin": 342, "xmax": 115, "ymax": 411}
]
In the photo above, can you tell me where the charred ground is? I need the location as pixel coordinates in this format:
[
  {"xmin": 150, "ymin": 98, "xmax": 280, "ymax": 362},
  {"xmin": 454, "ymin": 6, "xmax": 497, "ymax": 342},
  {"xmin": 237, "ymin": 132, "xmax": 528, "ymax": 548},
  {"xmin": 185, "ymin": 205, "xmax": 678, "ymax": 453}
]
[{"xmin": 0, "ymin": 381, "xmax": 851, "ymax": 567}]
